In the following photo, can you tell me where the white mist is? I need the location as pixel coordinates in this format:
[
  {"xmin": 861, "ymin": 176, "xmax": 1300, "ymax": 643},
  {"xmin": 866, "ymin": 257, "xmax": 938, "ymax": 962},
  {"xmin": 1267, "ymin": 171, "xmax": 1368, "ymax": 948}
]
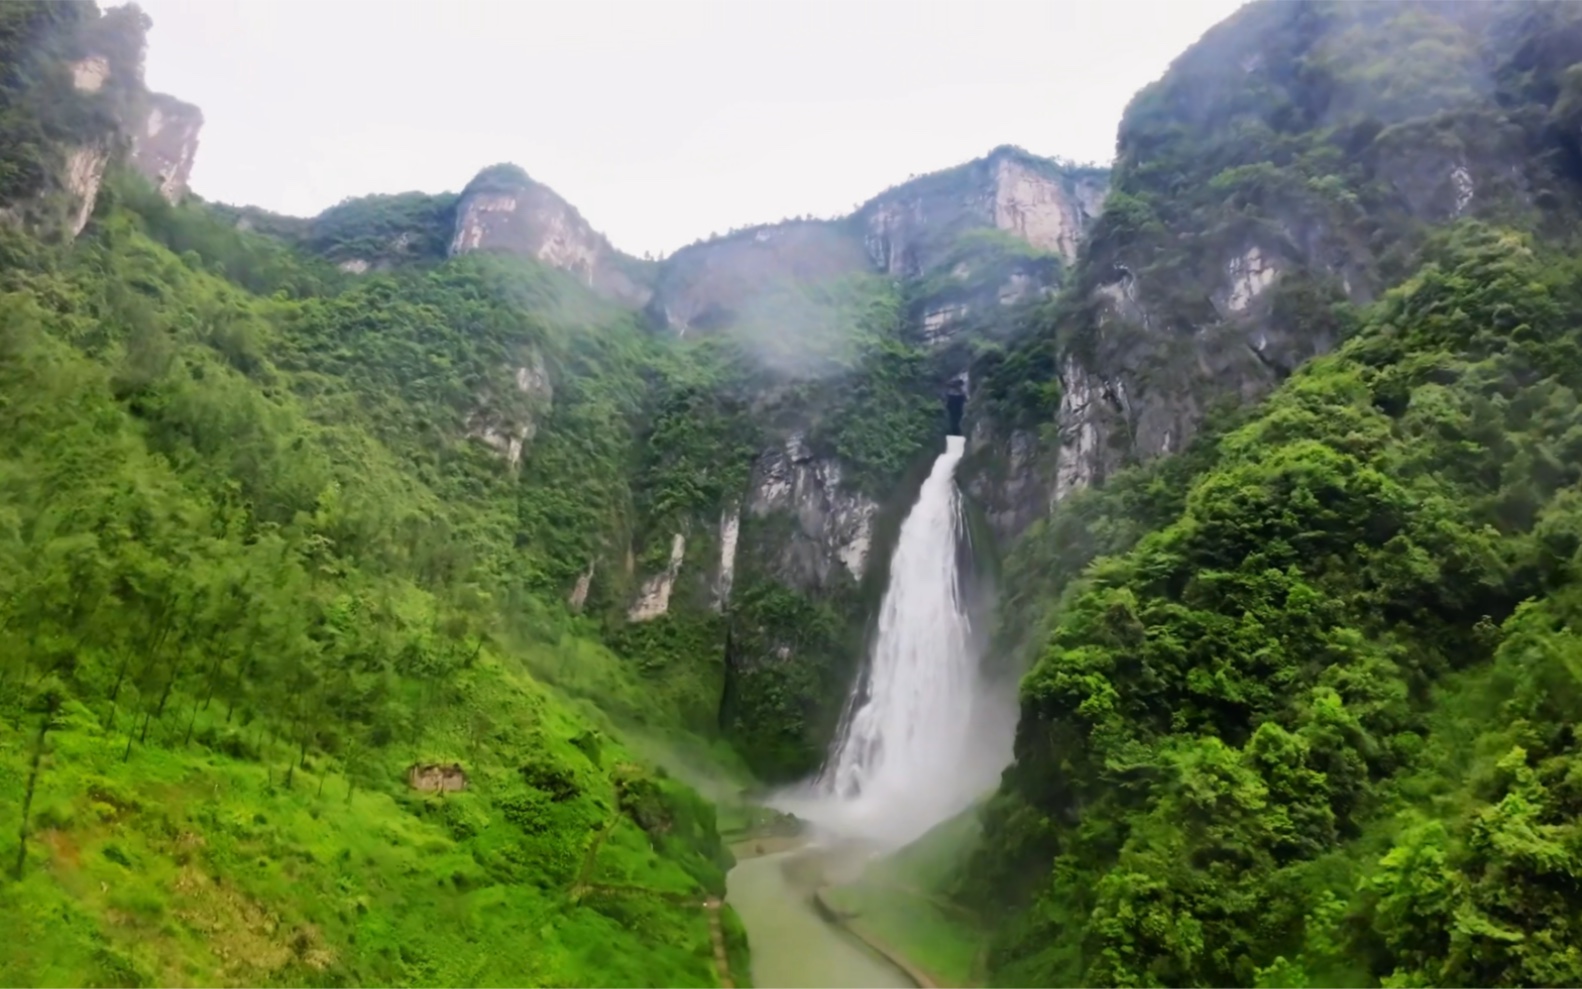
[{"xmin": 773, "ymin": 435, "xmax": 1014, "ymax": 850}]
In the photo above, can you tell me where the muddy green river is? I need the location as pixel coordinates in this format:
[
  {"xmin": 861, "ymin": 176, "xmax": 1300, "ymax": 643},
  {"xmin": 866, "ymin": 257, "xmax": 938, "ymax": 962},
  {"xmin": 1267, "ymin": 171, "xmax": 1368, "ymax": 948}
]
[{"xmin": 727, "ymin": 849, "xmax": 914, "ymax": 988}]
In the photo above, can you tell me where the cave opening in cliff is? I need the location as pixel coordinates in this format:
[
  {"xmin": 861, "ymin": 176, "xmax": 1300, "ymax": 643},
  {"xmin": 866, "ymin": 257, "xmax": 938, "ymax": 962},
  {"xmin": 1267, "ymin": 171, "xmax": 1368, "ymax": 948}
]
[
  {"xmin": 945, "ymin": 377, "xmax": 967, "ymax": 436},
  {"xmin": 946, "ymin": 393, "xmax": 965, "ymax": 435}
]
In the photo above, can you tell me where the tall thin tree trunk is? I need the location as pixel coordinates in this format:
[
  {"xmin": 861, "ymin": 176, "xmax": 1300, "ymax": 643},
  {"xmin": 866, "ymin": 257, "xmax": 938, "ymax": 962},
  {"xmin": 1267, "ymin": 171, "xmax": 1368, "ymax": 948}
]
[
  {"xmin": 227, "ymin": 652, "xmax": 257, "ymax": 725},
  {"xmin": 110, "ymin": 600, "xmax": 169, "ymax": 707},
  {"xmin": 200, "ymin": 650, "xmax": 226, "ymax": 711},
  {"xmin": 13, "ymin": 695, "xmax": 58, "ymax": 880},
  {"xmin": 154, "ymin": 650, "xmax": 185, "ymax": 719}
]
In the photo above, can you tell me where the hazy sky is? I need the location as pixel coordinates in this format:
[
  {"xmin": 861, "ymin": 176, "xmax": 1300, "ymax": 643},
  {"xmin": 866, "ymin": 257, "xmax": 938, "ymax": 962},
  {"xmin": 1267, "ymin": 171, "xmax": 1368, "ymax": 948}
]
[{"xmin": 134, "ymin": 0, "xmax": 1247, "ymax": 258}]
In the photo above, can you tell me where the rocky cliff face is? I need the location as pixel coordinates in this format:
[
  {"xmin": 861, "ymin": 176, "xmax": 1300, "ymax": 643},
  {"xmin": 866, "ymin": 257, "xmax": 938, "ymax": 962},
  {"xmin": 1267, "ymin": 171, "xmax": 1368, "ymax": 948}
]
[
  {"xmin": 647, "ymin": 221, "xmax": 871, "ymax": 339},
  {"xmin": 860, "ymin": 146, "xmax": 1107, "ymax": 277},
  {"xmin": 969, "ymin": 0, "xmax": 1582, "ymax": 535},
  {"xmin": 636, "ymin": 147, "xmax": 1108, "ymax": 584},
  {"xmin": 449, "ymin": 164, "xmax": 654, "ymax": 307},
  {"xmin": 129, "ymin": 92, "xmax": 203, "ymax": 204},
  {"xmin": 465, "ymin": 351, "xmax": 554, "ymax": 469},
  {"xmin": 63, "ymin": 144, "xmax": 109, "ymax": 238},
  {"xmin": 5, "ymin": 7, "xmax": 205, "ymax": 240},
  {"xmin": 650, "ymin": 146, "xmax": 1107, "ymax": 343},
  {"xmin": 744, "ymin": 432, "xmax": 879, "ymax": 589},
  {"xmin": 627, "ymin": 533, "xmax": 687, "ymax": 621}
]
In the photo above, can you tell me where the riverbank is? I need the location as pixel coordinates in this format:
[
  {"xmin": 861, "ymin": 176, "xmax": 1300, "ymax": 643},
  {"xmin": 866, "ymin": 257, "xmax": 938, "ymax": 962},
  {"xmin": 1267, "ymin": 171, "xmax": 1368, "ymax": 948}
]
[
  {"xmin": 723, "ymin": 812, "xmax": 986, "ymax": 989},
  {"xmin": 727, "ymin": 848, "xmax": 915, "ymax": 988},
  {"xmin": 815, "ymin": 879, "xmax": 986, "ymax": 988},
  {"xmin": 812, "ymin": 886, "xmax": 944, "ymax": 989},
  {"xmin": 802, "ymin": 807, "xmax": 990, "ymax": 988}
]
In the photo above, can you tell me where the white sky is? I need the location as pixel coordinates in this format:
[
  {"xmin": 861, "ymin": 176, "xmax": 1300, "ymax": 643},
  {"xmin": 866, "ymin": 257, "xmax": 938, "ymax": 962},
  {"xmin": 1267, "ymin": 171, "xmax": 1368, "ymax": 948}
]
[{"xmin": 134, "ymin": 0, "xmax": 1247, "ymax": 258}]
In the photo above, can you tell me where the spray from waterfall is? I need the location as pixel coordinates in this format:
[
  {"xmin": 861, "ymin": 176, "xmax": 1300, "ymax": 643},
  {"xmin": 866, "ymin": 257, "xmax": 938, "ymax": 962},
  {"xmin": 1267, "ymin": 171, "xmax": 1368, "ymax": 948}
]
[{"xmin": 772, "ymin": 434, "xmax": 1015, "ymax": 850}]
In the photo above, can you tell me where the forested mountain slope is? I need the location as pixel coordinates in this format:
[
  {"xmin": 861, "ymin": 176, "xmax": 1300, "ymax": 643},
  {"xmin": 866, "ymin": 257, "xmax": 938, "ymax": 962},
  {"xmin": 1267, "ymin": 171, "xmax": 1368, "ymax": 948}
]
[
  {"xmin": 0, "ymin": 146, "xmax": 768, "ymax": 989},
  {"xmin": 957, "ymin": 2, "xmax": 1582, "ymax": 986},
  {"xmin": 971, "ymin": 224, "xmax": 1582, "ymax": 987},
  {"xmin": 0, "ymin": 2, "xmax": 1096, "ymax": 983},
  {"xmin": 0, "ymin": 5, "xmax": 754, "ymax": 984},
  {"xmin": 11, "ymin": 0, "xmax": 1582, "ymax": 987}
]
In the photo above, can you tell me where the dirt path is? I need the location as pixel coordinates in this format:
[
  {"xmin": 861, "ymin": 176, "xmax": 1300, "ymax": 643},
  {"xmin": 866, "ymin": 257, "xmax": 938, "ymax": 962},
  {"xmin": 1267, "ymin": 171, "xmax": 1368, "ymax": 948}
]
[
  {"xmin": 569, "ymin": 818, "xmax": 736, "ymax": 988},
  {"xmin": 575, "ymin": 815, "xmax": 618, "ymax": 887},
  {"xmin": 573, "ymin": 884, "xmax": 736, "ymax": 988},
  {"xmin": 703, "ymin": 897, "xmax": 735, "ymax": 988}
]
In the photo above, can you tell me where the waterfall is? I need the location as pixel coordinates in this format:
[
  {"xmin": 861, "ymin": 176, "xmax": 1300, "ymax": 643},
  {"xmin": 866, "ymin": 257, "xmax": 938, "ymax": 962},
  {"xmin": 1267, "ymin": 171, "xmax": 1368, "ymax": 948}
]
[{"xmin": 773, "ymin": 435, "xmax": 1014, "ymax": 850}]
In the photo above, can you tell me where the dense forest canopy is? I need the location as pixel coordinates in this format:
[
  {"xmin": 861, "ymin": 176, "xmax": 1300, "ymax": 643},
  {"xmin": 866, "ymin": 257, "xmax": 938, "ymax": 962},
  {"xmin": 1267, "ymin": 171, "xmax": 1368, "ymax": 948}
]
[
  {"xmin": 957, "ymin": 2, "xmax": 1582, "ymax": 987},
  {"xmin": 968, "ymin": 224, "xmax": 1582, "ymax": 986},
  {"xmin": 0, "ymin": 164, "xmax": 761, "ymax": 985}
]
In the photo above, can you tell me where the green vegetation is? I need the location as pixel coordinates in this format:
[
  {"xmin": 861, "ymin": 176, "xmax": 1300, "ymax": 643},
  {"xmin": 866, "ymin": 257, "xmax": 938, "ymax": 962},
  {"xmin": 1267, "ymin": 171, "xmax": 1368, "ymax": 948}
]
[
  {"xmin": 301, "ymin": 191, "xmax": 458, "ymax": 268},
  {"xmin": 1, "ymin": 677, "xmax": 728, "ymax": 986},
  {"xmin": 720, "ymin": 579, "xmax": 856, "ymax": 779},
  {"xmin": 204, "ymin": 190, "xmax": 459, "ymax": 272},
  {"xmin": 0, "ymin": 146, "xmax": 761, "ymax": 982},
  {"xmin": 1098, "ymin": 0, "xmax": 1582, "ymax": 302},
  {"xmin": 0, "ymin": 1, "xmax": 139, "ymax": 232},
  {"xmin": 966, "ymin": 222, "xmax": 1582, "ymax": 987},
  {"xmin": 936, "ymin": 5, "xmax": 1582, "ymax": 987},
  {"xmin": 24, "ymin": 3, "xmax": 1582, "ymax": 987}
]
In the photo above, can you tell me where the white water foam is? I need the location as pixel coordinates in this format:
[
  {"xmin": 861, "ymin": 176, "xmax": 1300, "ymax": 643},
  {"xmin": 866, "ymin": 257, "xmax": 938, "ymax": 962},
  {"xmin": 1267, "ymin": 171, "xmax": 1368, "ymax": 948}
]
[{"xmin": 772, "ymin": 435, "xmax": 1014, "ymax": 850}]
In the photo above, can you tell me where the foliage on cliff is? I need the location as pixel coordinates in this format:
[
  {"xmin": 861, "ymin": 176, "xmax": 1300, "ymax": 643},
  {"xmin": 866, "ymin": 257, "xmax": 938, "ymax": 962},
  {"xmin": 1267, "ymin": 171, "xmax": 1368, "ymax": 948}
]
[
  {"xmin": 0, "ymin": 1, "xmax": 150, "ymax": 232},
  {"xmin": 691, "ymin": 272, "xmax": 952, "ymax": 779},
  {"xmin": 966, "ymin": 219, "xmax": 1582, "ymax": 988},
  {"xmin": 943, "ymin": 5, "xmax": 1582, "ymax": 987},
  {"xmin": 1080, "ymin": 0, "xmax": 1576, "ymax": 309},
  {"xmin": 971, "ymin": 0, "xmax": 1582, "ymax": 478},
  {"xmin": 0, "ymin": 163, "xmax": 754, "ymax": 986}
]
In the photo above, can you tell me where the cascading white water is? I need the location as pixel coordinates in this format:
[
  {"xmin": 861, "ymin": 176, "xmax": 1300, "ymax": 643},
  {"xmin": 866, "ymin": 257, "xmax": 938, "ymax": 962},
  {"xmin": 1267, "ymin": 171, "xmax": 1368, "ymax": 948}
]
[{"xmin": 773, "ymin": 434, "xmax": 1013, "ymax": 850}]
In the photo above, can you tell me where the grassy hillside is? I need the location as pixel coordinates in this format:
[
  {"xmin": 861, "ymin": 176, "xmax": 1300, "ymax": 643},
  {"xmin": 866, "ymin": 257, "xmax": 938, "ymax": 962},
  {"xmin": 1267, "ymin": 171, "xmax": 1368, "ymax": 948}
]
[{"xmin": 0, "ymin": 169, "xmax": 754, "ymax": 987}]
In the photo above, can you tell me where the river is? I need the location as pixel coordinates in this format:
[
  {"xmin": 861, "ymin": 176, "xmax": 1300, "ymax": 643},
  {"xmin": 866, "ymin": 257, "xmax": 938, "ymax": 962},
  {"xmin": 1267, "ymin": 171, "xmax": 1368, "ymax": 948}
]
[{"xmin": 727, "ymin": 847, "xmax": 914, "ymax": 989}]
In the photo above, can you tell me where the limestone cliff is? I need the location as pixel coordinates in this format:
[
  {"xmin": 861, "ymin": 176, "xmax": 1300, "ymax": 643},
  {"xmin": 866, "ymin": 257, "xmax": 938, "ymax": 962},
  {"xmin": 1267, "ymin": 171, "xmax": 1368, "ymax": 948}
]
[
  {"xmin": 647, "ymin": 221, "xmax": 871, "ymax": 341},
  {"xmin": 63, "ymin": 144, "xmax": 110, "ymax": 238},
  {"xmin": 649, "ymin": 146, "xmax": 1107, "ymax": 347},
  {"xmin": 639, "ymin": 146, "xmax": 1107, "ymax": 592},
  {"xmin": 860, "ymin": 145, "xmax": 1107, "ymax": 275},
  {"xmin": 449, "ymin": 164, "xmax": 654, "ymax": 306},
  {"xmin": 744, "ymin": 432, "xmax": 879, "ymax": 590},
  {"xmin": 0, "ymin": 4, "xmax": 203, "ymax": 240},
  {"xmin": 129, "ymin": 92, "xmax": 203, "ymax": 203},
  {"xmin": 465, "ymin": 351, "xmax": 554, "ymax": 469},
  {"xmin": 968, "ymin": 0, "xmax": 1582, "ymax": 542}
]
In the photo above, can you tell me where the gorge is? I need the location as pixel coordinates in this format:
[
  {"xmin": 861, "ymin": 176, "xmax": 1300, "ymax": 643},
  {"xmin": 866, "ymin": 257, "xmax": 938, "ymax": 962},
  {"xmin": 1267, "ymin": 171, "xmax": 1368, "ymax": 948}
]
[{"xmin": 6, "ymin": 1, "xmax": 1582, "ymax": 987}]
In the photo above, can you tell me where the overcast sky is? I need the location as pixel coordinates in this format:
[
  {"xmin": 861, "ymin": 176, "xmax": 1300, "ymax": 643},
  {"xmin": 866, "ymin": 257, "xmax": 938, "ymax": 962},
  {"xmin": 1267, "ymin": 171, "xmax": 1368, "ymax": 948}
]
[{"xmin": 133, "ymin": 0, "xmax": 1247, "ymax": 258}]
